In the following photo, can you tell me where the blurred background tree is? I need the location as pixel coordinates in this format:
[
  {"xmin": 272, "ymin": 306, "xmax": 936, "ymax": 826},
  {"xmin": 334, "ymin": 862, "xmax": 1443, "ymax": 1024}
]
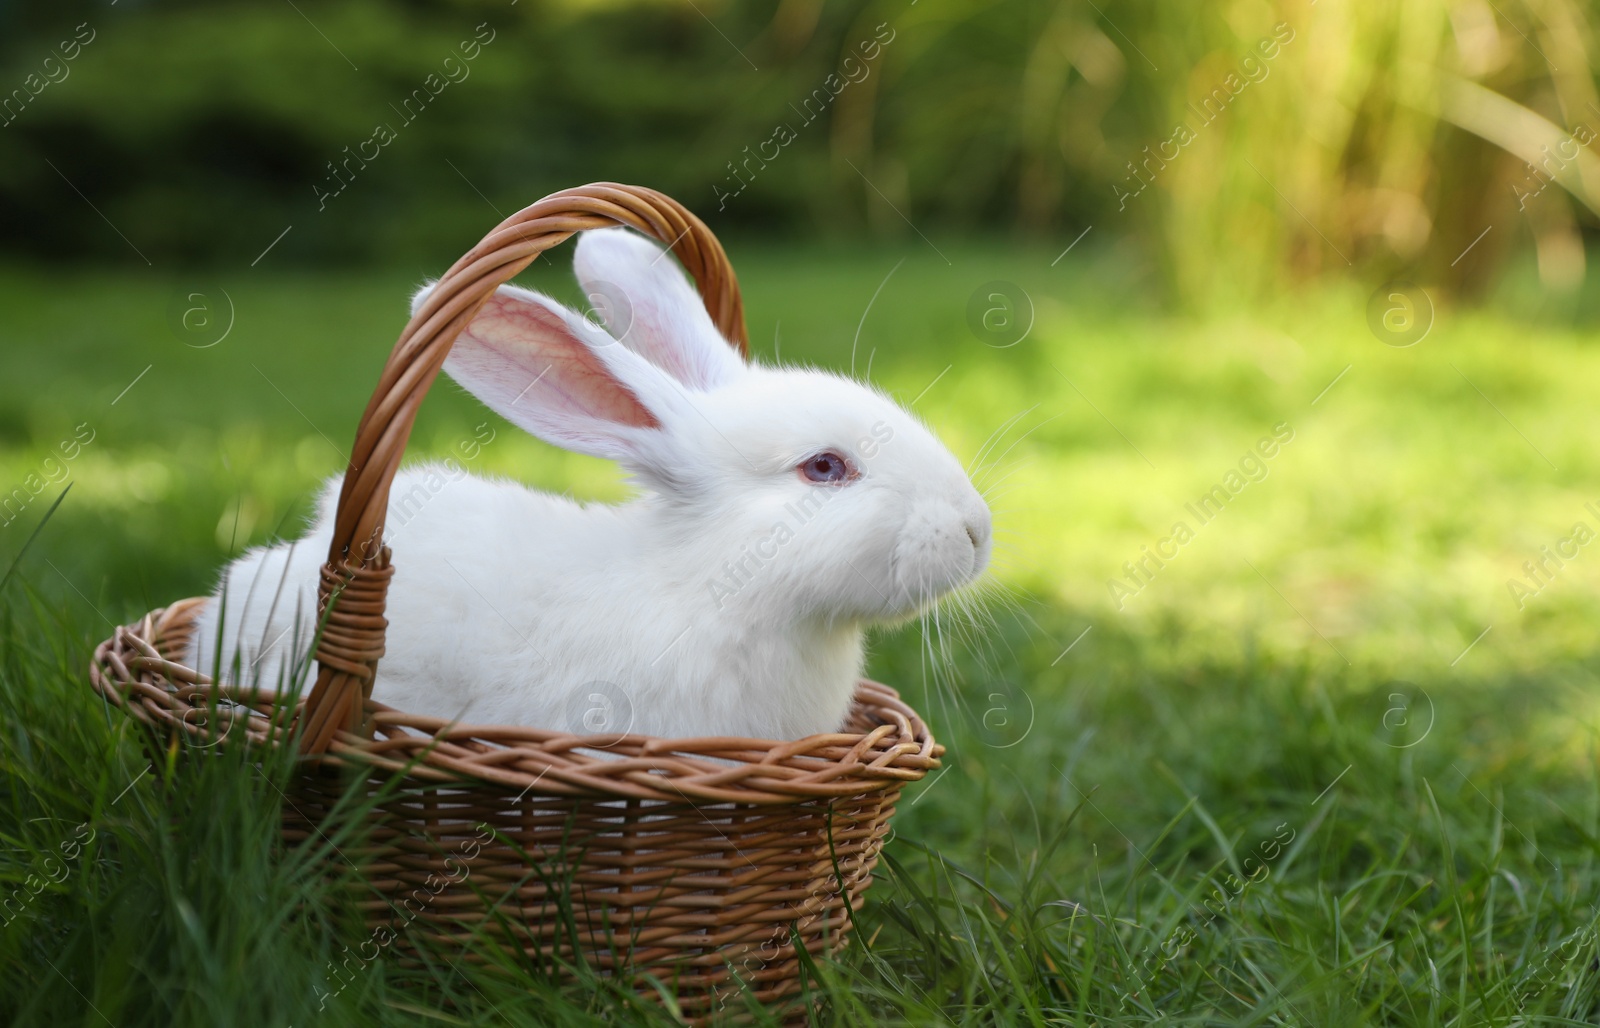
[{"xmin": 1, "ymin": 0, "xmax": 1596, "ymax": 305}]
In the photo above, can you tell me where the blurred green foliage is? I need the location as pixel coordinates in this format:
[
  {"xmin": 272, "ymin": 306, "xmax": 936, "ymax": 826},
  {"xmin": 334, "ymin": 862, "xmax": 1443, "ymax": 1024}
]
[{"xmin": 5, "ymin": 0, "xmax": 1600, "ymax": 303}]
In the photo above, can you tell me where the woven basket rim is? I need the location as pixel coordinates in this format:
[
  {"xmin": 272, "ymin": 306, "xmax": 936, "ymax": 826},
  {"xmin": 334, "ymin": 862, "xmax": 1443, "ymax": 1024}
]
[{"xmin": 91, "ymin": 597, "xmax": 943, "ymax": 805}]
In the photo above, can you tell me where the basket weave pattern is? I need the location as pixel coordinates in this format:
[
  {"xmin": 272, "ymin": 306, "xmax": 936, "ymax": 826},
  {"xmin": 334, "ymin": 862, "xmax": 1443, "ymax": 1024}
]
[{"xmin": 89, "ymin": 184, "xmax": 941, "ymax": 1020}]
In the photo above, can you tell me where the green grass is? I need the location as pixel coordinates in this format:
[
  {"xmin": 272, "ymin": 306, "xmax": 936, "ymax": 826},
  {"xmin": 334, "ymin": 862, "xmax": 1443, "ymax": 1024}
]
[{"xmin": 2, "ymin": 243, "xmax": 1599, "ymax": 1025}]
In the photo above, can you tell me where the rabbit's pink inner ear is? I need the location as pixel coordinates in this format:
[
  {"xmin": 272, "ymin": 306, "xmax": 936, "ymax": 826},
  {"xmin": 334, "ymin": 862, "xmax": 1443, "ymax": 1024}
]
[{"xmin": 468, "ymin": 293, "xmax": 659, "ymax": 430}]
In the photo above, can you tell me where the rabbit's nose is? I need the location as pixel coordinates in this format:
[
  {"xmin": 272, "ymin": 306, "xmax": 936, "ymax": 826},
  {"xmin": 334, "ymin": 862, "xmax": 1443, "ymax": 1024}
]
[
  {"xmin": 963, "ymin": 502, "xmax": 993, "ymax": 573},
  {"xmin": 963, "ymin": 500, "xmax": 992, "ymax": 549}
]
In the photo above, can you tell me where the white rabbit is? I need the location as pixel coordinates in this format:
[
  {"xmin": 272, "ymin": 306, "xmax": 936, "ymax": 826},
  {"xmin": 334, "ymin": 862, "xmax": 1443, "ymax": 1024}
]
[{"xmin": 189, "ymin": 228, "xmax": 991, "ymax": 741}]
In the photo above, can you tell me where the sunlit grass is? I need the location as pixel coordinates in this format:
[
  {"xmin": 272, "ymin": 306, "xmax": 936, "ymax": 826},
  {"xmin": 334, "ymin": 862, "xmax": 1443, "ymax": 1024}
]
[
  {"xmin": 2, "ymin": 248, "xmax": 1599, "ymax": 1024},
  {"xmin": 11, "ymin": 244, "xmax": 1599, "ymax": 676}
]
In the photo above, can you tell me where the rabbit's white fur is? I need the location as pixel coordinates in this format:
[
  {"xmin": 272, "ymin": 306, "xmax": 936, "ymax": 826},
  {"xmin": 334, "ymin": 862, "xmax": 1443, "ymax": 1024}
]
[{"xmin": 189, "ymin": 228, "xmax": 991, "ymax": 741}]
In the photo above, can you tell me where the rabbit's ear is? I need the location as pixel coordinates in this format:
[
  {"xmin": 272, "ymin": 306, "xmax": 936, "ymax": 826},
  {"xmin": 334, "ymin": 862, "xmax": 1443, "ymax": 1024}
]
[
  {"xmin": 416, "ymin": 281, "xmax": 680, "ymax": 465},
  {"xmin": 573, "ymin": 228, "xmax": 746, "ymax": 391}
]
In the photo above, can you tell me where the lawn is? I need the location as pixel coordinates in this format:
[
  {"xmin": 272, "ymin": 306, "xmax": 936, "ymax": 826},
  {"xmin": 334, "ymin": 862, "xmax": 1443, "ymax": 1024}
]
[{"xmin": 2, "ymin": 240, "xmax": 1599, "ymax": 1025}]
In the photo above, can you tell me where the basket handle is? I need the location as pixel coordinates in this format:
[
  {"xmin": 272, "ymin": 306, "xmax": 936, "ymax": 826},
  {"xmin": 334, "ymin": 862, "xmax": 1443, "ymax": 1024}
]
[{"xmin": 296, "ymin": 183, "xmax": 749, "ymax": 756}]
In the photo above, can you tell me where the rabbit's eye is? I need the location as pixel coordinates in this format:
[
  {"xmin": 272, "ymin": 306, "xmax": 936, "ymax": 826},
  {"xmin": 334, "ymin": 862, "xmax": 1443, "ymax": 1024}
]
[{"xmin": 799, "ymin": 451, "xmax": 857, "ymax": 485}]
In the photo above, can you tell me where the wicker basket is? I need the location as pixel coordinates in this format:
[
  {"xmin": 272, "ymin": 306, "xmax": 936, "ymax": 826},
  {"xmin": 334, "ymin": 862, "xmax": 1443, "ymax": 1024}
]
[{"xmin": 89, "ymin": 183, "xmax": 941, "ymax": 1022}]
